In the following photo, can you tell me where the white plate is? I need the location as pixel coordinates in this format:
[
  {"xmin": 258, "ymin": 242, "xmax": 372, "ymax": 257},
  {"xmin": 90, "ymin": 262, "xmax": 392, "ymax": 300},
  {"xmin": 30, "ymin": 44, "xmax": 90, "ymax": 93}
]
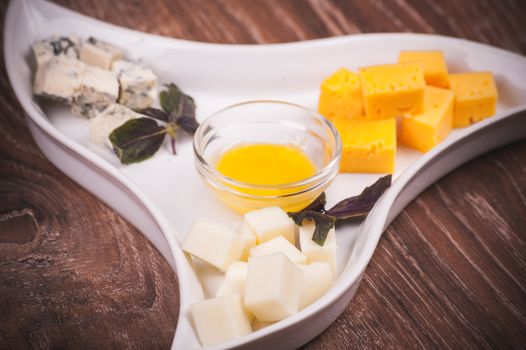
[{"xmin": 5, "ymin": 0, "xmax": 526, "ymax": 349}]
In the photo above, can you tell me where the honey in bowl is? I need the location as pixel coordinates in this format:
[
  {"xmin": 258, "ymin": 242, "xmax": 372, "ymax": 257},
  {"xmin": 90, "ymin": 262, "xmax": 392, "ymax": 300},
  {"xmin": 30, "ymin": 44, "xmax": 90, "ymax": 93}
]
[
  {"xmin": 193, "ymin": 101, "xmax": 342, "ymax": 214},
  {"xmin": 216, "ymin": 143, "xmax": 316, "ymax": 195}
]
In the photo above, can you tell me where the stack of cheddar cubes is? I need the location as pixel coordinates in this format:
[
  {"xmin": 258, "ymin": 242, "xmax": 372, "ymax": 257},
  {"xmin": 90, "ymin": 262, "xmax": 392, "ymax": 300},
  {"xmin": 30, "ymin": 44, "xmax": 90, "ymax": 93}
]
[{"xmin": 318, "ymin": 51, "xmax": 498, "ymax": 173}]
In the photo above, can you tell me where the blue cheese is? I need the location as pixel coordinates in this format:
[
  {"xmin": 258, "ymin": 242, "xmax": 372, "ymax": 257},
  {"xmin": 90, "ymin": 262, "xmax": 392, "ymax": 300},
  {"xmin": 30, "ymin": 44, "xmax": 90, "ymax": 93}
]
[
  {"xmin": 112, "ymin": 60, "xmax": 157, "ymax": 109},
  {"xmin": 80, "ymin": 37, "xmax": 124, "ymax": 70},
  {"xmin": 89, "ymin": 103, "xmax": 140, "ymax": 146},
  {"xmin": 33, "ymin": 56, "xmax": 85, "ymax": 101},
  {"xmin": 72, "ymin": 65, "xmax": 119, "ymax": 118},
  {"xmin": 33, "ymin": 36, "xmax": 79, "ymax": 67}
]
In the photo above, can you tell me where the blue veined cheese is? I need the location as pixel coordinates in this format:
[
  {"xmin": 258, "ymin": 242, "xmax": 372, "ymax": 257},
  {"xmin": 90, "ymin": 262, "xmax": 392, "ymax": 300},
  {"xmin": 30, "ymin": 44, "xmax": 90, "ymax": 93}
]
[
  {"xmin": 79, "ymin": 37, "xmax": 124, "ymax": 70},
  {"xmin": 89, "ymin": 103, "xmax": 140, "ymax": 146},
  {"xmin": 32, "ymin": 36, "xmax": 79, "ymax": 67},
  {"xmin": 33, "ymin": 56, "xmax": 85, "ymax": 101},
  {"xmin": 72, "ymin": 65, "xmax": 119, "ymax": 118},
  {"xmin": 112, "ymin": 60, "xmax": 157, "ymax": 109}
]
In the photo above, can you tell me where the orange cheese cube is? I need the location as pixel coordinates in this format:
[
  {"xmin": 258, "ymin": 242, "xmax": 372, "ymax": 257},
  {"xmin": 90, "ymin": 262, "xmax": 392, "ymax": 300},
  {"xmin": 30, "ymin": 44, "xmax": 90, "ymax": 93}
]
[
  {"xmin": 449, "ymin": 72, "xmax": 498, "ymax": 127},
  {"xmin": 360, "ymin": 63, "xmax": 425, "ymax": 119},
  {"xmin": 398, "ymin": 51, "xmax": 449, "ymax": 88},
  {"xmin": 400, "ymin": 86, "xmax": 454, "ymax": 152},
  {"xmin": 318, "ymin": 68, "xmax": 363, "ymax": 120},
  {"xmin": 333, "ymin": 116, "xmax": 396, "ymax": 173}
]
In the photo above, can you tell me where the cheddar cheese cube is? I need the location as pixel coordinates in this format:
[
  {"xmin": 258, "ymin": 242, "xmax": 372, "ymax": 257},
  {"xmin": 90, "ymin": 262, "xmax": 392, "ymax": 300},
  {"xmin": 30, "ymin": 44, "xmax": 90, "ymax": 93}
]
[
  {"xmin": 449, "ymin": 72, "xmax": 498, "ymax": 127},
  {"xmin": 398, "ymin": 51, "xmax": 449, "ymax": 88},
  {"xmin": 333, "ymin": 116, "xmax": 396, "ymax": 173},
  {"xmin": 318, "ymin": 68, "xmax": 363, "ymax": 120},
  {"xmin": 400, "ymin": 86, "xmax": 454, "ymax": 152},
  {"xmin": 360, "ymin": 63, "xmax": 425, "ymax": 119}
]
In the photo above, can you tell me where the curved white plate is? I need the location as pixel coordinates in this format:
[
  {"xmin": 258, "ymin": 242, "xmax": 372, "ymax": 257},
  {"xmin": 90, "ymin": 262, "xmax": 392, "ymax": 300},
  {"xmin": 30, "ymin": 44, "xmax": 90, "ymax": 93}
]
[{"xmin": 5, "ymin": 0, "xmax": 526, "ymax": 349}]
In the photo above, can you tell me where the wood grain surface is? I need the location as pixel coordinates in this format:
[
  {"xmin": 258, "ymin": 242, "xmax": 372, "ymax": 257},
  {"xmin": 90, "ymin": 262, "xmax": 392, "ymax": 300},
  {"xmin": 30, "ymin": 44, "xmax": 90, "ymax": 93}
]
[{"xmin": 1, "ymin": 0, "xmax": 525, "ymax": 349}]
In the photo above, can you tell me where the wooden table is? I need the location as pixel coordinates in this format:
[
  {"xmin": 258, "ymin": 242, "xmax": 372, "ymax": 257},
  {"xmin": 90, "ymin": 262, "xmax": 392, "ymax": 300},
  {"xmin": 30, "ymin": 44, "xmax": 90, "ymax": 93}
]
[{"xmin": 1, "ymin": 0, "xmax": 525, "ymax": 348}]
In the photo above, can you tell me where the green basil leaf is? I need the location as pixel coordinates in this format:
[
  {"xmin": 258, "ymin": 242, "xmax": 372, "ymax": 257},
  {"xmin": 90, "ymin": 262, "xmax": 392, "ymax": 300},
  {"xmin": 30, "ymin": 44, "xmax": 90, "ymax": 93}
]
[
  {"xmin": 289, "ymin": 210, "xmax": 336, "ymax": 246},
  {"xmin": 326, "ymin": 175, "xmax": 391, "ymax": 220},
  {"xmin": 109, "ymin": 118, "xmax": 166, "ymax": 165}
]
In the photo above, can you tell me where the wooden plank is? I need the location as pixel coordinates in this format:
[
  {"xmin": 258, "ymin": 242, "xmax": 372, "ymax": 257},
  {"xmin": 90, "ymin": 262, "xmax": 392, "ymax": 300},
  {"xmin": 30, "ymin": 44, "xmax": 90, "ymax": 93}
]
[{"xmin": 0, "ymin": 0, "xmax": 524, "ymax": 348}]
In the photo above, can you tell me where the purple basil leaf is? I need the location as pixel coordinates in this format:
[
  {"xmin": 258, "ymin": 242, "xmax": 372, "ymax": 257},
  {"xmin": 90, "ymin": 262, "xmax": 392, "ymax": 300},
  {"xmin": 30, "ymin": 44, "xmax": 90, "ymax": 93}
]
[
  {"xmin": 136, "ymin": 107, "xmax": 171, "ymax": 122},
  {"xmin": 326, "ymin": 175, "xmax": 391, "ymax": 220}
]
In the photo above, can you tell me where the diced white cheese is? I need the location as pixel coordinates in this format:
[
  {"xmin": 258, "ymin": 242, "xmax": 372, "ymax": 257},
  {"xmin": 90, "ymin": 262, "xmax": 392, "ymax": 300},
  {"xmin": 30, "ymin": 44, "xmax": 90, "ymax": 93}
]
[
  {"xmin": 79, "ymin": 37, "xmax": 124, "ymax": 69},
  {"xmin": 72, "ymin": 65, "xmax": 119, "ymax": 118},
  {"xmin": 89, "ymin": 103, "xmax": 140, "ymax": 146},
  {"xmin": 251, "ymin": 319, "xmax": 275, "ymax": 331},
  {"xmin": 298, "ymin": 262, "xmax": 333, "ymax": 310},
  {"xmin": 190, "ymin": 294, "xmax": 252, "ymax": 347},
  {"xmin": 245, "ymin": 253, "xmax": 303, "ymax": 322},
  {"xmin": 215, "ymin": 261, "xmax": 252, "ymax": 320},
  {"xmin": 244, "ymin": 207, "xmax": 296, "ymax": 245},
  {"xmin": 216, "ymin": 262, "xmax": 248, "ymax": 298},
  {"xmin": 33, "ymin": 36, "xmax": 79, "ymax": 67},
  {"xmin": 191, "ymin": 257, "xmax": 225, "ymax": 298},
  {"xmin": 238, "ymin": 222, "xmax": 257, "ymax": 261},
  {"xmin": 112, "ymin": 60, "xmax": 157, "ymax": 109},
  {"xmin": 249, "ymin": 236, "xmax": 306, "ymax": 265},
  {"xmin": 33, "ymin": 56, "xmax": 85, "ymax": 101},
  {"xmin": 183, "ymin": 218, "xmax": 244, "ymax": 271},
  {"xmin": 299, "ymin": 222, "xmax": 337, "ymax": 277}
]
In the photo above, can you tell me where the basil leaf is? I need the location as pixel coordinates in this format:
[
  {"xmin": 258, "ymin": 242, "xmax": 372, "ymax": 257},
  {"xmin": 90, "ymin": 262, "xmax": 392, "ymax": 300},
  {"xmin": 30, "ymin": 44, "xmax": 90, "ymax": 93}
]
[
  {"xmin": 326, "ymin": 175, "xmax": 391, "ymax": 220},
  {"xmin": 136, "ymin": 107, "xmax": 171, "ymax": 122},
  {"xmin": 176, "ymin": 115, "xmax": 199, "ymax": 134},
  {"xmin": 289, "ymin": 210, "xmax": 336, "ymax": 246},
  {"xmin": 160, "ymin": 83, "xmax": 198, "ymax": 134},
  {"xmin": 109, "ymin": 118, "xmax": 166, "ymax": 165},
  {"xmin": 303, "ymin": 192, "xmax": 327, "ymax": 213}
]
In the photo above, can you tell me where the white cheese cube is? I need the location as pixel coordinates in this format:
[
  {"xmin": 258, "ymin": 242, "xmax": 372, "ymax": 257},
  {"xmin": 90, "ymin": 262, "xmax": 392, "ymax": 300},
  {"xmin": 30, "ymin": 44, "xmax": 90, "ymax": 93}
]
[
  {"xmin": 33, "ymin": 36, "xmax": 79, "ymax": 67},
  {"xmin": 183, "ymin": 218, "xmax": 244, "ymax": 271},
  {"xmin": 299, "ymin": 222, "xmax": 337, "ymax": 277},
  {"xmin": 251, "ymin": 319, "xmax": 275, "ymax": 331},
  {"xmin": 80, "ymin": 37, "xmax": 124, "ymax": 69},
  {"xmin": 112, "ymin": 60, "xmax": 157, "ymax": 109},
  {"xmin": 215, "ymin": 261, "xmax": 252, "ymax": 320},
  {"xmin": 190, "ymin": 294, "xmax": 252, "ymax": 347},
  {"xmin": 216, "ymin": 262, "xmax": 248, "ymax": 298},
  {"xmin": 33, "ymin": 56, "xmax": 85, "ymax": 101},
  {"xmin": 238, "ymin": 222, "xmax": 257, "ymax": 261},
  {"xmin": 89, "ymin": 104, "xmax": 140, "ymax": 146},
  {"xmin": 245, "ymin": 253, "xmax": 303, "ymax": 322},
  {"xmin": 191, "ymin": 257, "xmax": 225, "ymax": 298},
  {"xmin": 244, "ymin": 207, "xmax": 296, "ymax": 244},
  {"xmin": 72, "ymin": 65, "xmax": 119, "ymax": 118},
  {"xmin": 298, "ymin": 262, "xmax": 333, "ymax": 309},
  {"xmin": 249, "ymin": 236, "xmax": 306, "ymax": 265}
]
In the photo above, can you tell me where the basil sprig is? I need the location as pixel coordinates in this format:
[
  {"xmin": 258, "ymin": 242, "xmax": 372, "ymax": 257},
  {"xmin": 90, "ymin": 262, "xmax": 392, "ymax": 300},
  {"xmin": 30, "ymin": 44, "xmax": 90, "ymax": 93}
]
[
  {"xmin": 109, "ymin": 83, "xmax": 198, "ymax": 164},
  {"xmin": 289, "ymin": 175, "xmax": 392, "ymax": 246}
]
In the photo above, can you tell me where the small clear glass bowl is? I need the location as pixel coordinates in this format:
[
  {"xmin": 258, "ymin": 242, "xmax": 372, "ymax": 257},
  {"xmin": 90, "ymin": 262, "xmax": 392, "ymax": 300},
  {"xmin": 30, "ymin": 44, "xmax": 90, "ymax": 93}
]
[{"xmin": 193, "ymin": 100, "xmax": 342, "ymax": 213}]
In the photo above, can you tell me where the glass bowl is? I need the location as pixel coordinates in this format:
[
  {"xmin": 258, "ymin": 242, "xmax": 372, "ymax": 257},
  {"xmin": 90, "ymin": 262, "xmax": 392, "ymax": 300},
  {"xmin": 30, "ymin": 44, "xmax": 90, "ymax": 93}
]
[{"xmin": 193, "ymin": 100, "xmax": 342, "ymax": 213}]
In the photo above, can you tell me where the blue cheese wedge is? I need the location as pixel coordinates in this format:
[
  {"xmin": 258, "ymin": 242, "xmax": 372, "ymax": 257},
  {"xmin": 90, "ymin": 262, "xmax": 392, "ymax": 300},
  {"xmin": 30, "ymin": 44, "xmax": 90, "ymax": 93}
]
[
  {"xmin": 79, "ymin": 37, "xmax": 124, "ymax": 70},
  {"xmin": 33, "ymin": 36, "xmax": 79, "ymax": 67},
  {"xmin": 112, "ymin": 60, "xmax": 157, "ymax": 109},
  {"xmin": 89, "ymin": 103, "xmax": 140, "ymax": 146},
  {"xmin": 72, "ymin": 65, "xmax": 119, "ymax": 118},
  {"xmin": 33, "ymin": 56, "xmax": 85, "ymax": 102}
]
